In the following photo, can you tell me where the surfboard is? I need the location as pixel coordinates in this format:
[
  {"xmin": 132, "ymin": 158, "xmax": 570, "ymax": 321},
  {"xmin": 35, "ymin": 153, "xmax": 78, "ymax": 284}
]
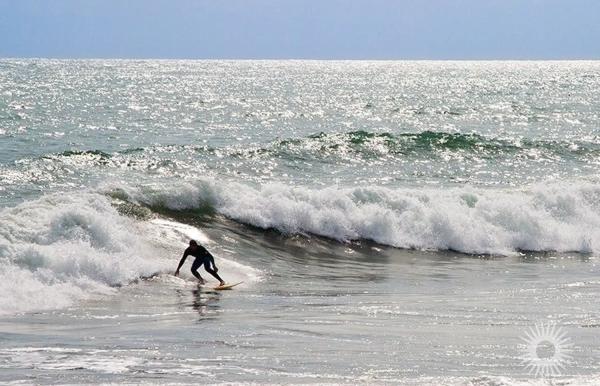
[{"xmin": 213, "ymin": 281, "xmax": 243, "ymax": 290}]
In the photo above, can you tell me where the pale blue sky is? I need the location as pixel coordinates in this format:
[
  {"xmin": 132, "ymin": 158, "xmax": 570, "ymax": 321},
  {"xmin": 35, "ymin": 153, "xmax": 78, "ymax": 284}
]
[{"xmin": 1, "ymin": 0, "xmax": 599, "ymax": 59}]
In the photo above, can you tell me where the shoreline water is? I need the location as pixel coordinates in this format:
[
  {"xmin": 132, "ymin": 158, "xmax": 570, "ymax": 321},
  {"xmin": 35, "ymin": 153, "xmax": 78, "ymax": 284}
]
[
  {"xmin": 0, "ymin": 190, "xmax": 599, "ymax": 383},
  {"xmin": 1, "ymin": 216, "xmax": 599, "ymax": 384}
]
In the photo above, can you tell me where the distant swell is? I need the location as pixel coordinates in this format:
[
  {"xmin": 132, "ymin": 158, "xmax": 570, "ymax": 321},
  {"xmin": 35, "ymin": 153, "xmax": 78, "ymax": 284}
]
[
  {"xmin": 43, "ymin": 130, "xmax": 600, "ymax": 165},
  {"xmin": 108, "ymin": 179, "xmax": 600, "ymax": 256},
  {"xmin": 220, "ymin": 129, "xmax": 600, "ymax": 161}
]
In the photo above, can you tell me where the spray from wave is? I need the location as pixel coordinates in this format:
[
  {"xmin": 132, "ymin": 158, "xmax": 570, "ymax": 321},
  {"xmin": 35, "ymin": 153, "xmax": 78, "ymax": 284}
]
[
  {"xmin": 109, "ymin": 179, "xmax": 600, "ymax": 256},
  {"xmin": 0, "ymin": 193, "xmax": 172, "ymax": 315}
]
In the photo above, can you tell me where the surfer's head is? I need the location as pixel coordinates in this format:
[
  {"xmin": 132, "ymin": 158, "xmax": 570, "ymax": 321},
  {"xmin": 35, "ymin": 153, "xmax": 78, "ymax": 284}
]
[{"xmin": 189, "ymin": 239, "xmax": 198, "ymax": 248}]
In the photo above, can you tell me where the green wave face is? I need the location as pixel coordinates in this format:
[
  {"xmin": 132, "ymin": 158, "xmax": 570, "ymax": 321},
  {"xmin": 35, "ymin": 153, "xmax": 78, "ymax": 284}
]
[
  {"xmin": 36, "ymin": 129, "xmax": 598, "ymax": 166},
  {"xmin": 265, "ymin": 130, "xmax": 600, "ymax": 160}
]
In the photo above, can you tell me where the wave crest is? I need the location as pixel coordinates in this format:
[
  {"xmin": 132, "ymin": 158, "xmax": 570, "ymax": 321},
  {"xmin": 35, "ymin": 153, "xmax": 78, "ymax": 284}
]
[
  {"xmin": 111, "ymin": 179, "xmax": 600, "ymax": 256},
  {"xmin": 0, "ymin": 193, "xmax": 171, "ymax": 315}
]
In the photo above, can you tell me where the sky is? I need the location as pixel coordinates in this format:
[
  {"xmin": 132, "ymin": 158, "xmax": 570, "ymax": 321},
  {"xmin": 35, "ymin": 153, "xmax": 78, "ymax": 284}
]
[{"xmin": 1, "ymin": 0, "xmax": 599, "ymax": 59}]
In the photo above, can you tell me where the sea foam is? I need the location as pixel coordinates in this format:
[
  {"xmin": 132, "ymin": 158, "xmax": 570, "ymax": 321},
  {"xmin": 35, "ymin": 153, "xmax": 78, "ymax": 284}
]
[
  {"xmin": 114, "ymin": 179, "xmax": 600, "ymax": 256},
  {"xmin": 0, "ymin": 193, "xmax": 171, "ymax": 315},
  {"xmin": 0, "ymin": 190, "xmax": 265, "ymax": 316}
]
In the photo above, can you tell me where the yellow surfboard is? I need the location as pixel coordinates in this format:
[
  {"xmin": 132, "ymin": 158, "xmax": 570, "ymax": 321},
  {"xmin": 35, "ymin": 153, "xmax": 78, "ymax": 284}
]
[{"xmin": 212, "ymin": 281, "xmax": 243, "ymax": 290}]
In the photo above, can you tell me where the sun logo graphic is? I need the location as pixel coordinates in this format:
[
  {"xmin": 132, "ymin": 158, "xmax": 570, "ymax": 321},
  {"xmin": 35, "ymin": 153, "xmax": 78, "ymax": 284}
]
[{"xmin": 520, "ymin": 322, "xmax": 574, "ymax": 377}]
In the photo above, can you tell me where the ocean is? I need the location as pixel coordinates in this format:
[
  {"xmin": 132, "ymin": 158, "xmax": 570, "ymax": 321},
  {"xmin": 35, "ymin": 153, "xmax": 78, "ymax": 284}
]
[{"xmin": 1, "ymin": 59, "xmax": 599, "ymax": 384}]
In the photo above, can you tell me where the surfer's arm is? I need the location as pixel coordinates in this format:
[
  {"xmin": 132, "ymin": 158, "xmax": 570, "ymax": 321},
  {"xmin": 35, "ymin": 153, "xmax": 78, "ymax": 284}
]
[{"xmin": 174, "ymin": 251, "xmax": 189, "ymax": 276}]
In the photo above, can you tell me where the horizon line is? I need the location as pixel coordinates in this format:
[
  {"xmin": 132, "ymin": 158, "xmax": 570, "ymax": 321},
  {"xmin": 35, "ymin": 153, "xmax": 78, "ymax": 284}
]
[{"xmin": 2, "ymin": 56, "xmax": 600, "ymax": 62}]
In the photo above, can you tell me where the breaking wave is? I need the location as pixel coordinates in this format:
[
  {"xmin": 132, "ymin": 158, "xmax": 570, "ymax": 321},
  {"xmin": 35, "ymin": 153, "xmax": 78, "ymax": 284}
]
[
  {"xmin": 108, "ymin": 179, "xmax": 600, "ymax": 256},
  {"xmin": 0, "ymin": 193, "xmax": 172, "ymax": 315}
]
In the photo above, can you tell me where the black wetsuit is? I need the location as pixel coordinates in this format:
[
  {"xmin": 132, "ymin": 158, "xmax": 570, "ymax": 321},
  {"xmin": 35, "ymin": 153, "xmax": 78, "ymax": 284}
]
[{"xmin": 180, "ymin": 245, "xmax": 224, "ymax": 283}]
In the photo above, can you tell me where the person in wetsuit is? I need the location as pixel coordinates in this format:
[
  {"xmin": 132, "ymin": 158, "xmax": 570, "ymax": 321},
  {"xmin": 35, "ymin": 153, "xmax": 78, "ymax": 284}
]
[{"xmin": 174, "ymin": 240, "xmax": 225, "ymax": 286}]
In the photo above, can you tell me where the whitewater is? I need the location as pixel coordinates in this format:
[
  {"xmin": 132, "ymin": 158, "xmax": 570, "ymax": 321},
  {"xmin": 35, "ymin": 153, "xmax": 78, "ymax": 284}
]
[{"xmin": 1, "ymin": 60, "xmax": 600, "ymax": 384}]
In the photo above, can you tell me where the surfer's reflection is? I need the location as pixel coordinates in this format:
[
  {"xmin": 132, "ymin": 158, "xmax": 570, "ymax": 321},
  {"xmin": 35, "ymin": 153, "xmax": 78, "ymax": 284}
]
[
  {"xmin": 191, "ymin": 288, "xmax": 222, "ymax": 319},
  {"xmin": 174, "ymin": 288, "xmax": 222, "ymax": 319}
]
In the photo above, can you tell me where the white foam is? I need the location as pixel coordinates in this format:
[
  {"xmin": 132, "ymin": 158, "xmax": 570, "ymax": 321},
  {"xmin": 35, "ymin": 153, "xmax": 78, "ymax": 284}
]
[
  {"xmin": 116, "ymin": 179, "xmax": 600, "ymax": 256},
  {"xmin": 0, "ymin": 190, "xmax": 265, "ymax": 315},
  {"xmin": 0, "ymin": 193, "xmax": 172, "ymax": 315},
  {"xmin": 2, "ymin": 347, "xmax": 143, "ymax": 374}
]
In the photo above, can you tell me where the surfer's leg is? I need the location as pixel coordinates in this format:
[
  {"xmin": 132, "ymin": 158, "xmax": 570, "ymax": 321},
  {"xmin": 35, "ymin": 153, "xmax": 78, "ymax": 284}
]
[
  {"xmin": 204, "ymin": 263, "xmax": 225, "ymax": 285},
  {"xmin": 191, "ymin": 259, "xmax": 206, "ymax": 284}
]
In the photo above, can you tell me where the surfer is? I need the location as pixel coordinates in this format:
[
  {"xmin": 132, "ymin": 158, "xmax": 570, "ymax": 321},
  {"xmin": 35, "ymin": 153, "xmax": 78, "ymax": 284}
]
[{"xmin": 174, "ymin": 240, "xmax": 225, "ymax": 286}]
